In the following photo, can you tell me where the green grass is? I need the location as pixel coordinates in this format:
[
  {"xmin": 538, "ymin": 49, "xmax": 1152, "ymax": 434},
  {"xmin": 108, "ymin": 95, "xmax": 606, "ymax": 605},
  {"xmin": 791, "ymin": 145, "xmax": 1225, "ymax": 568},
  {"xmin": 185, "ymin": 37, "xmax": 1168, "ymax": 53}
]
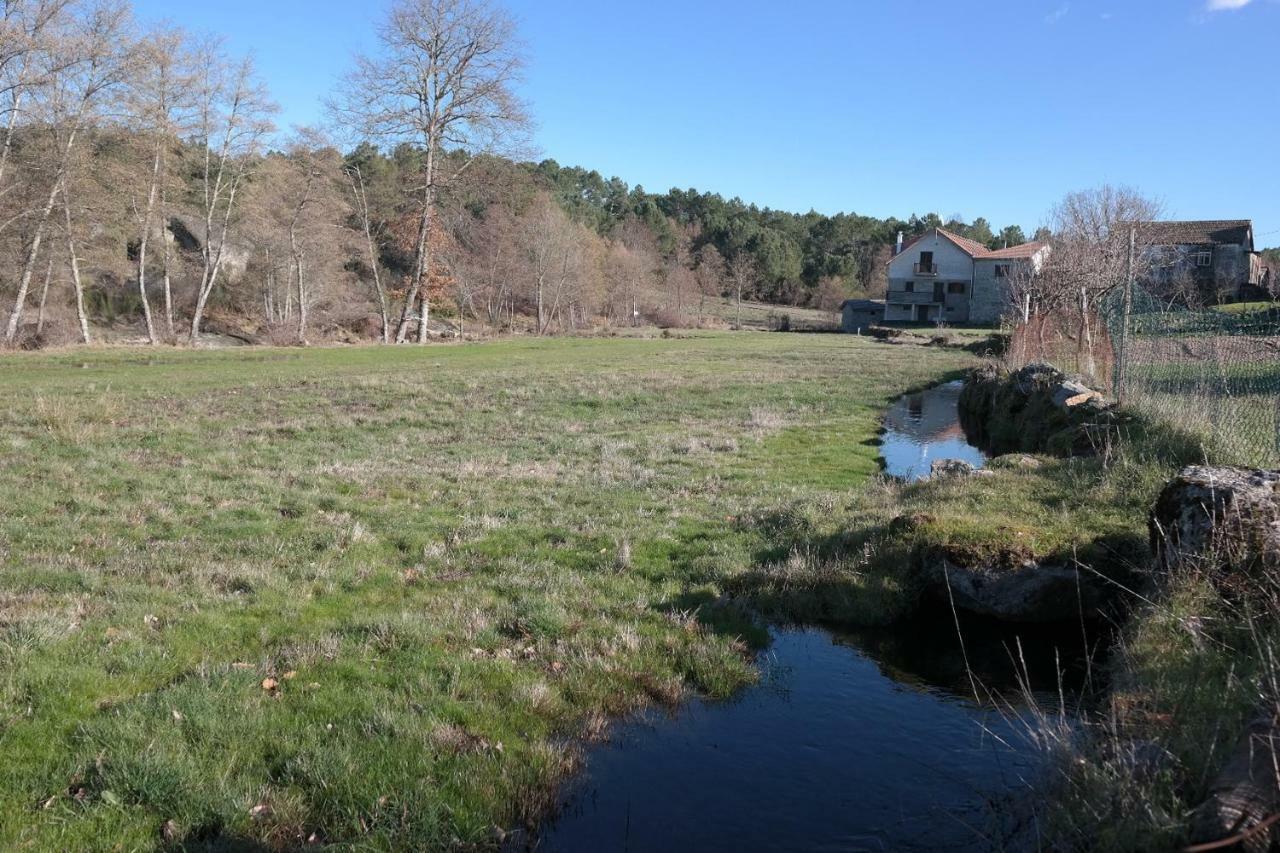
[
  {"xmin": 6, "ymin": 332, "xmax": 1241, "ymax": 851},
  {"xmin": 1, "ymin": 333, "xmax": 991, "ymax": 849},
  {"xmin": 1213, "ymin": 300, "xmax": 1278, "ymax": 315},
  {"xmin": 696, "ymin": 296, "xmax": 840, "ymax": 330}
]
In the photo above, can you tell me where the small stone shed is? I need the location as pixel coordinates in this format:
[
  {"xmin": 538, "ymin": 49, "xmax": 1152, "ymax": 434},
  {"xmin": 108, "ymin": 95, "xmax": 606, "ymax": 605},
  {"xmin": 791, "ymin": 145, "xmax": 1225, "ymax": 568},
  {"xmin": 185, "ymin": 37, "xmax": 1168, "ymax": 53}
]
[{"xmin": 841, "ymin": 299, "xmax": 886, "ymax": 333}]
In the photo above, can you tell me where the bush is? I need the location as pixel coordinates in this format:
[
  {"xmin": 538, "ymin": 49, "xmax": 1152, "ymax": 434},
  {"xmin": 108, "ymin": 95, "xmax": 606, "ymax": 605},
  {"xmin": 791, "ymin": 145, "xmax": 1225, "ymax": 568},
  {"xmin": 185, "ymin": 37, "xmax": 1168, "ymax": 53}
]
[{"xmin": 645, "ymin": 306, "xmax": 695, "ymax": 329}]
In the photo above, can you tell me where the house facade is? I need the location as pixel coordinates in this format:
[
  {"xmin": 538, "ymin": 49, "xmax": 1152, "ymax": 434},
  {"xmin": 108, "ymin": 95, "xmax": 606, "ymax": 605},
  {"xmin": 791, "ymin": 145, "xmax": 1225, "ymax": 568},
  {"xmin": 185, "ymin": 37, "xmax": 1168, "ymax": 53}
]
[
  {"xmin": 1132, "ymin": 220, "xmax": 1264, "ymax": 303},
  {"xmin": 884, "ymin": 228, "xmax": 1048, "ymax": 325}
]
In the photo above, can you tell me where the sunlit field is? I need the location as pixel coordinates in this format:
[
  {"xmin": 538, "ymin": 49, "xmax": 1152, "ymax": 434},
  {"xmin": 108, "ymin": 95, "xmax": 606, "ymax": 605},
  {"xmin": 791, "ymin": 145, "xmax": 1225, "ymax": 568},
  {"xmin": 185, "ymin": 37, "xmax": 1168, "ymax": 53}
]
[{"xmin": 0, "ymin": 333, "xmax": 973, "ymax": 848}]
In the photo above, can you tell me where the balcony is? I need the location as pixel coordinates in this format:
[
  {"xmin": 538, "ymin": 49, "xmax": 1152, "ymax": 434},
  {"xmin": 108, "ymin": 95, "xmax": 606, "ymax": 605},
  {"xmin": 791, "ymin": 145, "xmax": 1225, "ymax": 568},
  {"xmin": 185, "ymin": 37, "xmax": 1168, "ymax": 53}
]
[
  {"xmin": 914, "ymin": 262, "xmax": 939, "ymax": 276},
  {"xmin": 886, "ymin": 289, "xmax": 943, "ymax": 305}
]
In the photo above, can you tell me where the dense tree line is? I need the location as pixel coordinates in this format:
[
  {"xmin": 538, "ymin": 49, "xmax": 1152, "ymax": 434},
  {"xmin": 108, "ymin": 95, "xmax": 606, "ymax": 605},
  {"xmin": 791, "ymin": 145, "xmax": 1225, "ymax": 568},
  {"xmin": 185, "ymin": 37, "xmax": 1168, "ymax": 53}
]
[{"xmin": 0, "ymin": 0, "xmax": 1030, "ymax": 348}]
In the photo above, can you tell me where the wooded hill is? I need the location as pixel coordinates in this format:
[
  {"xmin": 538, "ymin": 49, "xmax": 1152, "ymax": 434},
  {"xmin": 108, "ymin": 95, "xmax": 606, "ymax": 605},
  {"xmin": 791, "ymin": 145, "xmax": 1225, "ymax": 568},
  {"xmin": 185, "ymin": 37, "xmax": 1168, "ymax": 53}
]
[{"xmin": 0, "ymin": 0, "xmax": 1031, "ymax": 347}]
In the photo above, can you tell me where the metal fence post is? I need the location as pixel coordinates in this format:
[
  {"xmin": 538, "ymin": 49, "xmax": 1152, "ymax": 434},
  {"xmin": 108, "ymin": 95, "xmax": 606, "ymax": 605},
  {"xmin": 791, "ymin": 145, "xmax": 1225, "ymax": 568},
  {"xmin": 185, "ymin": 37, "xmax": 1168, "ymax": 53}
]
[{"xmin": 1115, "ymin": 226, "xmax": 1135, "ymax": 400}]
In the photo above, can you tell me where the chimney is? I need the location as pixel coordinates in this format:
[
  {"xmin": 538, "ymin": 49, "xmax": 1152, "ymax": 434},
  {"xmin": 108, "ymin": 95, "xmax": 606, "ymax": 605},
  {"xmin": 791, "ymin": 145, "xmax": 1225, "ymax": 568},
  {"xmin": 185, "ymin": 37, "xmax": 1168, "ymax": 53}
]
[{"xmin": 895, "ymin": 231, "xmax": 904, "ymax": 256}]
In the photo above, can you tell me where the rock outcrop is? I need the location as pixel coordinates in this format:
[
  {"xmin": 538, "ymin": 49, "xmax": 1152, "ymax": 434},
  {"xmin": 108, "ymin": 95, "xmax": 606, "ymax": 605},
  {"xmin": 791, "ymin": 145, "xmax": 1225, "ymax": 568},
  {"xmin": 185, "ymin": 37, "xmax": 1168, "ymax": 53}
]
[
  {"xmin": 959, "ymin": 362, "xmax": 1120, "ymax": 457},
  {"xmin": 1150, "ymin": 466, "xmax": 1280, "ymax": 584},
  {"xmin": 921, "ymin": 548, "xmax": 1111, "ymax": 623},
  {"xmin": 928, "ymin": 459, "xmax": 993, "ymax": 479}
]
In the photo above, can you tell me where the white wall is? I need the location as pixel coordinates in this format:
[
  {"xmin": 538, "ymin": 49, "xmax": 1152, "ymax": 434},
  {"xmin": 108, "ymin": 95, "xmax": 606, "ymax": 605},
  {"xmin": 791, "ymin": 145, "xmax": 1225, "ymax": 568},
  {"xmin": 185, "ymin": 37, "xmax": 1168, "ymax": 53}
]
[{"xmin": 887, "ymin": 232, "xmax": 975, "ymax": 284}]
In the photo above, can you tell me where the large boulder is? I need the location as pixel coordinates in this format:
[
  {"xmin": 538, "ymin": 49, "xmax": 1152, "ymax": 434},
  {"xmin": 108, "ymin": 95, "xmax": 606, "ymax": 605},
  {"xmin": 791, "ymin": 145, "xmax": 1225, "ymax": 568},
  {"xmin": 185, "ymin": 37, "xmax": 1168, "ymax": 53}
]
[
  {"xmin": 959, "ymin": 362, "xmax": 1120, "ymax": 457},
  {"xmin": 1150, "ymin": 466, "xmax": 1280, "ymax": 584}
]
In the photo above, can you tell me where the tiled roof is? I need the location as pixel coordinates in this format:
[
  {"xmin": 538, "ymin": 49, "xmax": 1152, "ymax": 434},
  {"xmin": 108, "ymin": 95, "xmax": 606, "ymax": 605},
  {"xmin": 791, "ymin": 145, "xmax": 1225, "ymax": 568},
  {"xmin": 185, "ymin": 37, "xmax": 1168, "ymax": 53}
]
[
  {"xmin": 983, "ymin": 241, "xmax": 1046, "ymax": 260},
  {"xmin": 896, "ymin": 227, "xmax": 1044, "ymax": 261},
  {"xmin": 897, "ymin": 228, "xmax": 985, "ymax": 258},
  {"xmin": 1129, "ymin": 220, "xmax": 1253, "ymax": 247},
  {"xmin": 939, "ymin": 228, "xmax": 993, "ymax": 258}
]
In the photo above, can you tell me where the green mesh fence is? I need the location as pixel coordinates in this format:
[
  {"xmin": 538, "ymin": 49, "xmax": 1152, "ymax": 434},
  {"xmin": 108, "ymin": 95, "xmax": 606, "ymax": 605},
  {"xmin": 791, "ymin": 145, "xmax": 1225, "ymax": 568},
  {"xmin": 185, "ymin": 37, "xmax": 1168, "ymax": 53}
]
[{"xmin": 1102, "ymin": 287, "xmax": 1280, "ymax": 469}]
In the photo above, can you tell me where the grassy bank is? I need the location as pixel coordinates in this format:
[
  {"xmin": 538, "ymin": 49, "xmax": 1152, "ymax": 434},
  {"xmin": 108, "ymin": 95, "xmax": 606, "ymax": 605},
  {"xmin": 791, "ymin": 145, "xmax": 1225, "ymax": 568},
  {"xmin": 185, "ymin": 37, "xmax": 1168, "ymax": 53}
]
[
  {"xmin": 1033, "ymin": 440, "xmax": 1280, "ymax": 850},
  {"xmin": 947, "ymin": 370, "xmax": 1280, "ymax": 851},
  {"xmin": 1, "ymin": 333, "xmax": 991, "ymax": 849}
]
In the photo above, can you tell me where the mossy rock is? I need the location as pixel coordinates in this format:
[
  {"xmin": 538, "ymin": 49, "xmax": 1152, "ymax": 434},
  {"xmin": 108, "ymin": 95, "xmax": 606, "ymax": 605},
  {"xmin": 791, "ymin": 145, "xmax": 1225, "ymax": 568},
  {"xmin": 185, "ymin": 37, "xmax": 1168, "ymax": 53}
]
[{"xmin": 959, "ymin": 362, "xmax": 1119, "ymax": 457}]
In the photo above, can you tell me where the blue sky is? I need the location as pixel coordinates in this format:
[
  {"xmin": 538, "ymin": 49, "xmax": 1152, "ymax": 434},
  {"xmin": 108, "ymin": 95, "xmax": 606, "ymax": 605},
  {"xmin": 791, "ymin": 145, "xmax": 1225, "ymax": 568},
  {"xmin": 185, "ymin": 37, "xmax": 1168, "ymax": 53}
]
[{"xmin": 129, "ymin": 0, "xmax": 1280, "ymax": 245}]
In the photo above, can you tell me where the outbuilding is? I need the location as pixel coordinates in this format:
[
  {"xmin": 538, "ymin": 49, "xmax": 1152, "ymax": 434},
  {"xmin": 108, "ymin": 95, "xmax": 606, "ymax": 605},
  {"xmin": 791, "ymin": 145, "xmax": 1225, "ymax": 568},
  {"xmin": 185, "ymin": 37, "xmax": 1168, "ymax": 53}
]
[{"xmin": 841, "ymin": 299, "xmax": 886, "ymax": 333}]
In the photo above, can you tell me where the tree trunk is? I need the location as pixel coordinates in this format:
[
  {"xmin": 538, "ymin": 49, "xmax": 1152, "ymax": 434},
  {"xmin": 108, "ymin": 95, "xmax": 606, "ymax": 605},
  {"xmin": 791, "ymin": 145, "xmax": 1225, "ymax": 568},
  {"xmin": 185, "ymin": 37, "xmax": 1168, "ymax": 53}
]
[
  {"xmin": 283, "ymin": 256, "xmax": 294, "ymax": 321},
  {"xmin": 64, "ymin": 200, "xmax": 90, "ymax": 345},
  {"xmin": 36, "ymin": 258, "xmax": 53, "ymax": 337},
  {"xmin": 1079, "ymin": 287, "xmax": 1095, "ymax": 379},
  {"xmin": 348, "ymin": 168, "xmax": 391, "ymax": 343},
  {"xmin": 536, "ymin": 274, "xmax": 545, "ymax": 335},
  {"xmin": 418, "ymin": 286, "xmax": 429, "ymax": 343},
  {"xmin": 295, "ymin": 251, "xmax": 307, "ymax": 345},
  {"xmin": 189, "ymin": 182, "xmax": 240, "ymax": 344},
  {"xmin": 396, "ymin": 141, "xmax": 436, "ymax": 344},
  {"xmin": 136, "ymin": 141, "xmax": 163, "ymax": 345},
  {"xmin": 4, "ymin": 177, "xmax": 61, "ymax": 344},
  {"xmin": 160, "ymin": 195, "xmax": 174, "ymax": 340},
  {"xmin": 288, "ymin": 226, "xmax": 306, "ymax": 344},
  {"xmin": 0, "ymin": 76, "xmax": 26, "ymax": 190}
]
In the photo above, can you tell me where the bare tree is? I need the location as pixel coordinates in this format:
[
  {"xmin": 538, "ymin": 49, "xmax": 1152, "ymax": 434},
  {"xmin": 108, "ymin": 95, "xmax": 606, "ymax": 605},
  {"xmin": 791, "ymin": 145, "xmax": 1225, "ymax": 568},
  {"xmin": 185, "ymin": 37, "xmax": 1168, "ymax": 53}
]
[
  {"xmin": 187, "ymin": 43, "xmax": 275, "ymax": 344},
  {"xmin": 693, "ymin": 242, "xmax": 725, "ymax": 324},
  {"xmin": 127, "ymin": 23, "xmax": 192, "ymax": 343},
  {"xmin": 728, "ymin": 252, "xmax": 758, "ymax": 330},
  {"xmin": 520, "ymin": 194, "xmax": 593, "ymax": 335},
  {"xmin": 0, "ymin": 0, "xmax": 76, "ymax": 192},
  {"xmin": 452, "ymin": 198, "xmax": 520, "ymax": 330},
  {"xmin": 345, "ymin": 163, "xmax": 391, "ymax": 342},
  {"xmin": 664, "ymin": 224, "xmax": 699, "ymax": 317},
  {"xmin": 331, "ymin": 0, "xmax": 529, "ymax": 344},
  {"xmin": 282, "ymin": 131, "xmax": 334, "ymax": 345},
  {"xmin": 602, "ymin": 239, "xmax": 648, "ymax": 327},
  {"xmin": 4, "ymin": 0, "xmax": 132, "ymax": 345},
  {"xmin": 1038, "ymin": 185, "xmax": 1163, "ymax": 377}
]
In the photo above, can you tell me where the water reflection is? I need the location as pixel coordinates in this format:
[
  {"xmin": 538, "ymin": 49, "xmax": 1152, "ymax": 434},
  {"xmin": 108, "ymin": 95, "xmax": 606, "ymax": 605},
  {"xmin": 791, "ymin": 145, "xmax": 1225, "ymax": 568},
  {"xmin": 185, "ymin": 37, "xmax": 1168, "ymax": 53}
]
[
  {"xmin": 880, "ymin": 380, "xmax": 986, "ymax": 481},
  {"xmin": 538, "ymin": 613, "xmax": 1089, "ymax": 852}
]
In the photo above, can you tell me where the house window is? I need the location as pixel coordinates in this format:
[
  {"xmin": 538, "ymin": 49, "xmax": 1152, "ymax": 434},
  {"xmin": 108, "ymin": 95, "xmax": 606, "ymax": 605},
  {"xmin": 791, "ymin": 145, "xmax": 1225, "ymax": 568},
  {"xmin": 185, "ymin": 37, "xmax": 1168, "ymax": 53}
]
[
  {"xmin": 904, "ymin": 281, "xmax": 915, "ymax": 293},
  {"xmin": 947, "ymin": 282, "xmax": 966, "ymax": 295},
  {"xmin": 994, "ymin": 265, "xmax": 1010, "ymax": 279},
  {"xmin": 1195, "ymin": 251, "xmax": 1212, "ymax": 267}
]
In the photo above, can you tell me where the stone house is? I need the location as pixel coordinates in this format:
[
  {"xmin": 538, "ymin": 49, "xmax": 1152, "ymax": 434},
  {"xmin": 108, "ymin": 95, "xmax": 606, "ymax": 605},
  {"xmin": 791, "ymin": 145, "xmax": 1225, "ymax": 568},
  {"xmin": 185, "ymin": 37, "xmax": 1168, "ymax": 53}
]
[
  {"xmin": 884, "ymin": 228, "xmax": 1048, "ymax": 325},
  {"xmin": 1132, "ymin": 220, "xmax": 1264, "ymax": 303}
]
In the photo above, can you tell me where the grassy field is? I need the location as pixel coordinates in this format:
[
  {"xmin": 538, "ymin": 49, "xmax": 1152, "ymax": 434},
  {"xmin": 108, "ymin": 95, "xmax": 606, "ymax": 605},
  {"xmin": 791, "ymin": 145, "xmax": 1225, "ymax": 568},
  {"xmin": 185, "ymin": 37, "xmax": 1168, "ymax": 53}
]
[
  {"xmin": 696, "ymin": 296, "xmax": 841, "ymax": 331},
  {"xmin": 1213, "ymin": 300, "xmax": 1278, "ymax": 315},
  {"xmin": 0, "ymin": 333, "xmax": 988, "ymax": 849}
]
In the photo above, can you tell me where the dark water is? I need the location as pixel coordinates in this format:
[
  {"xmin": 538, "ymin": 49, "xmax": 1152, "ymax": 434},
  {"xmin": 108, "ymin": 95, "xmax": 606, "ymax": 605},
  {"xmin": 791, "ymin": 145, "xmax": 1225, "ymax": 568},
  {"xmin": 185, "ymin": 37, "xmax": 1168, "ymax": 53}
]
[
  {"xmin": 880, "ymin": 380, "xmax": 986, "ymax": 481},
  {"xmin": 540, "ymin": 611, "xmax": 1089, "ymax": 852}
]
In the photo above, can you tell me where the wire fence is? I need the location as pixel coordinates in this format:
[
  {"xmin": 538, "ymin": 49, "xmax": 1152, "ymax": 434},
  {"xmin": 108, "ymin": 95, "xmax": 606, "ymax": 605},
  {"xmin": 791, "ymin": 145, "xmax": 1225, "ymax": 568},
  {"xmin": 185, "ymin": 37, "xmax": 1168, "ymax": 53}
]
[{"xmin": 1008, "ymin": 288, "xmax": 1280, "ymax": 469}]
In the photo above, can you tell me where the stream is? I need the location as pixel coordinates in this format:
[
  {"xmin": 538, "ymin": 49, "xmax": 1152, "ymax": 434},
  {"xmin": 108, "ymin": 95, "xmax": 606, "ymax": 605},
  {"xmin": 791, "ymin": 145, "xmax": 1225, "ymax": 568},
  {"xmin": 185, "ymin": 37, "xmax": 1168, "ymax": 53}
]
[
  {"xmin": 537, "ymin": 383, "xmax": 1084, "ymax": 851},
  {"xmin": 879, "ymin": 380, "xmax": 986, "ymax": 481},
  {"xmin": 540, "ymin": 610, "xmax": 1086, "ymax": 852}
]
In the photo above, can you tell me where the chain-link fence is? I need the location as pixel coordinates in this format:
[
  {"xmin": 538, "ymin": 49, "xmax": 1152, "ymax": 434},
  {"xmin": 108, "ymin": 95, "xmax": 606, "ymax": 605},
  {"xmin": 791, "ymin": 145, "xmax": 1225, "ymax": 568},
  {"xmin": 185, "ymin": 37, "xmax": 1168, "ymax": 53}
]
[
  {"xmin": 1104, "ymin": 289, "xmax": 1280, "ymax": 468},
  {"xmin": 1008, "ymin": 288, "xmax": 1280, "ymax": 469}
]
